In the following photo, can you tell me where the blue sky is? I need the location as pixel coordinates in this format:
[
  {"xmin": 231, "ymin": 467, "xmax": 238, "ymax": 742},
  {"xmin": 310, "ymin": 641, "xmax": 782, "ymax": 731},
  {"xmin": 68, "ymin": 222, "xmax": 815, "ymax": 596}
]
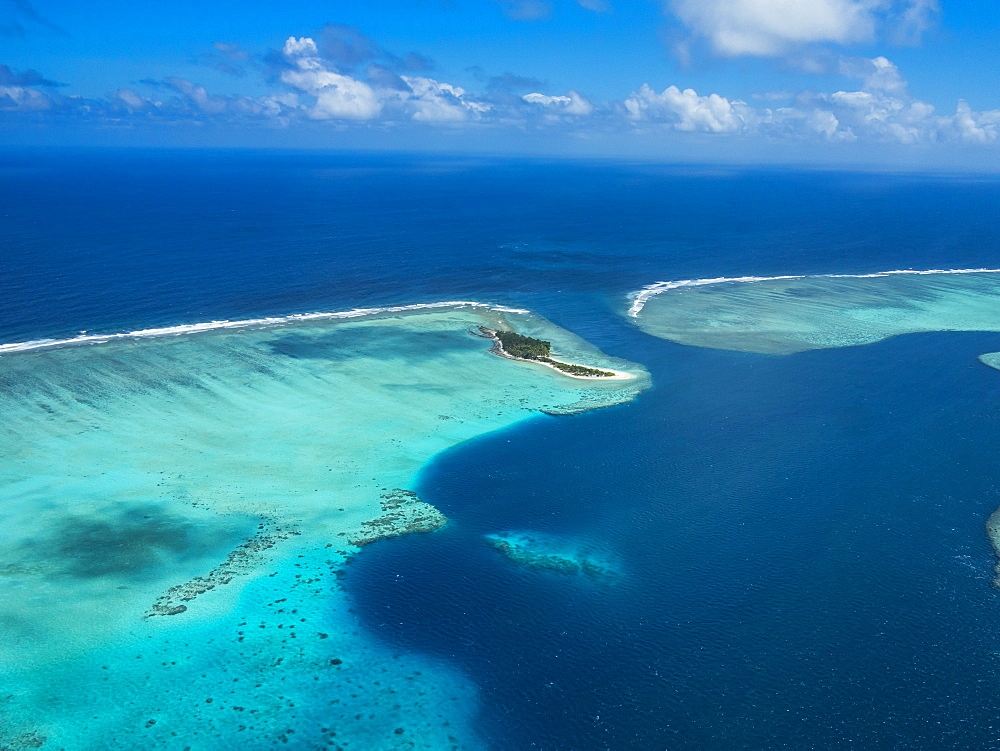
[{"xmin": 2, "ymin": 0, "xmax": 1000, "ymax": 166}]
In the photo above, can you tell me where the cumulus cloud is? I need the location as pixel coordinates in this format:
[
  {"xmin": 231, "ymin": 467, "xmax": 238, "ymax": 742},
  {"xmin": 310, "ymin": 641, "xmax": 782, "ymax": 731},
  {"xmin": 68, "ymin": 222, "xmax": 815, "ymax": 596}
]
[
  {"xmin": 129, "ymin": 75, "xmax": 298, "ymax": 121},
  {"xmin": 0, "ymin": 82, "xmax": 50, "ymax": 110},
  {"xmin": 894, "ymin": 0, "xmax": 938, "ymax": 44},
  {"xmin": 793, "ymin": 56, "xmax": 965, "ymax": 143},
  {"xmin": 276, "ymin": 36, "xmax": 489, "ymax": 123},
  {"xmin": 113, "ymin": 88, "xmax": 155, "ymax": 113},
  {"xmin": 623, "ymin": 55, "xmax": 1000, "ymax": 146},
  {"xmin": 280, "ymin": 36, "xmax": 382, "ymax": 120},
  {"xmin": 838, "ymin": 54, "xmax": 906, "ymax": 93},
  {"xmin": 666, "ymin": 0, "xmax": 938, "ymax": 57},
  {"xmin": 624, "ymin": 84, "xmax": 752, "ymax": 132},
  {"xmin": 5, "ymin": 28, "xmax": 998, "ymax": 156},
  {"xmin": 523, "ymin": 90, "xmax": 594, "ymax": 115},
  {"xmin": 403, "ymin": 76, "xmax": 490, "ymax": 122}
]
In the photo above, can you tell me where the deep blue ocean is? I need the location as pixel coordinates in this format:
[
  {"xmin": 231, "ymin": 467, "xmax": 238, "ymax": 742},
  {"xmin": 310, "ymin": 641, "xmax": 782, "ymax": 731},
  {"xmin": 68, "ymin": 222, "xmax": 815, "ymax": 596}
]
[{"xmin": 6, "ymin": 149, "xmax": 1000, "ymax": 748}]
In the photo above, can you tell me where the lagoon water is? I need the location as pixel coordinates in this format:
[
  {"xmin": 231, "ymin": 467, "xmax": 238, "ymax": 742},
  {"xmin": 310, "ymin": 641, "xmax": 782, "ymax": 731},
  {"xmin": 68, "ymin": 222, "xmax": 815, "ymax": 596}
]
[
  {"xmin": 6, "ymin": 150, "xmax": 1000, "ymax": 748},
  {"xmin": 628, "ymin": 270, "xmax": 1000, "ymax": 354}
]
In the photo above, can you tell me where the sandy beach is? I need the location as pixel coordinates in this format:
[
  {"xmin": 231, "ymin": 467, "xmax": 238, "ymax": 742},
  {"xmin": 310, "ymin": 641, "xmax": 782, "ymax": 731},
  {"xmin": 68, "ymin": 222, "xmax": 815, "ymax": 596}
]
[{"xmin": 478, "ymin": 327, "xmax": 636, "ymax": 380}]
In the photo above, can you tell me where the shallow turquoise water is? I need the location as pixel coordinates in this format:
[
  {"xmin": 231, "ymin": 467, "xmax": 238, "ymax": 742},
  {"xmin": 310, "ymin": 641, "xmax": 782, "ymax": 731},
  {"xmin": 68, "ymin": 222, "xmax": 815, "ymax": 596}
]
[
  {"xmin": 0, "ymin": 306, "xmax": 646, "ymax": 749},
  {"xmin": 629, "ymin": 270, "xmax": 1000, "ymax": 354}
]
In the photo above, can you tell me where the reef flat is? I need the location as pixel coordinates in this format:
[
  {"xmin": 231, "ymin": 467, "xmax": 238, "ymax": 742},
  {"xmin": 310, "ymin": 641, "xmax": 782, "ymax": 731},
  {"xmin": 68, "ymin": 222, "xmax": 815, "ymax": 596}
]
[
  {"xmin": 978, "ymin": 352, "xmax": 1000, "ymax": 372},
  {"xmin": 485, "ymin": 531, "xmax": 619, "ymax": 580},
  {"xmin": 0, "ymin": 305, "xmax": 648, "ymax": 750},
  {"xmin": 627, "ymin": 270, "xmax": 1000, "ymax": 355}
]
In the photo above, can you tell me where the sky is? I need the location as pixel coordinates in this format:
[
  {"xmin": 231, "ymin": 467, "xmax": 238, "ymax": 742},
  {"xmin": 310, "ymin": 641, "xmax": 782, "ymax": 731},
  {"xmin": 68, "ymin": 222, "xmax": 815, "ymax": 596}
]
[{"xmin": 2, "ymin": 0, "xmax": 1000, "ymax": 167}]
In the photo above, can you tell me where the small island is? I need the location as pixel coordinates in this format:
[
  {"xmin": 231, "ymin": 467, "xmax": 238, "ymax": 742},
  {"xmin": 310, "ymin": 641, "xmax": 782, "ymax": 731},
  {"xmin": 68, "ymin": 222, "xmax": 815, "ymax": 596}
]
[{"xmin": 476, "ymin": 327, "xmax": 632, "ymax": 379}]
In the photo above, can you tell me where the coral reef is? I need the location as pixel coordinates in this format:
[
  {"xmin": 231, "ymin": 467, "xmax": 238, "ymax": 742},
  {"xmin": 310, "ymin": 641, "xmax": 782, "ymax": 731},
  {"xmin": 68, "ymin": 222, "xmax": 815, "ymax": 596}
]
[
  {"xmin": 486, "ymin": 532, "xmax": 617, "ymax": 580},
  {"xmin": 148, "ymin": 519, "xmax": 300, "ymax": 617},
  {"xmin": 347, "ymin": 489, "xmax": 447, "ymax": 547}
]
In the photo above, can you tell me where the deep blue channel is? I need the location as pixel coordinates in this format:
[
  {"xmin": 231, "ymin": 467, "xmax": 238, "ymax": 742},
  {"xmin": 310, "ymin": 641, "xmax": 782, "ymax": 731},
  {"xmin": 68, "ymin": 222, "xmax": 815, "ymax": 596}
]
[{"xmin": 349, "ymin": 321, "xmax": 1000, "ymax": 750}]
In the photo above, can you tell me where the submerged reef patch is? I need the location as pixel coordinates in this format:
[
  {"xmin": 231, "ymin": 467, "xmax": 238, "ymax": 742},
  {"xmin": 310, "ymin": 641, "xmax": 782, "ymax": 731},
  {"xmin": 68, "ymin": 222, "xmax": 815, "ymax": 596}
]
[
  {"xmin": 986, "ymin": 508, "xmax": 1000, "ymax": 587},
  {"xmin": 346, "ymin": 489, "xmax": 447, "ymax": 547},
  {"xmin": 485, "ymin": 531, "xmax": 619, "ymax": 580},
  {"xmin": 148, "ymin": 518, "xmax": 300, "ymax": 617}
]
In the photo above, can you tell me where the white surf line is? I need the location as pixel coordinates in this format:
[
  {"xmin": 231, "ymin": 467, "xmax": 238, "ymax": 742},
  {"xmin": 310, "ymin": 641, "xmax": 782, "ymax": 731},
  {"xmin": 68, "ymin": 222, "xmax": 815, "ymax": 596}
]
[
  {"xmin": 0, "ymin": 301, "xmax": 531, "ymax": 355},
  {"xmin": 626, "ymin": 268, "xmax": 1000, "ymax": 317}
]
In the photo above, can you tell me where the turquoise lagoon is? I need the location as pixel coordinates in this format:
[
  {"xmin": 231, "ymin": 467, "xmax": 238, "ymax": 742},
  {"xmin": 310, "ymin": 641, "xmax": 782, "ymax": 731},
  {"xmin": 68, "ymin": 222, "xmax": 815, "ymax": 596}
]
[
  {"xmin": 0, "ymin": 305, "xmax": 647, "ymax": 750},
  {"xmin": 628, "ymin": 270, "xmax": 1000, "ymax": 355}
]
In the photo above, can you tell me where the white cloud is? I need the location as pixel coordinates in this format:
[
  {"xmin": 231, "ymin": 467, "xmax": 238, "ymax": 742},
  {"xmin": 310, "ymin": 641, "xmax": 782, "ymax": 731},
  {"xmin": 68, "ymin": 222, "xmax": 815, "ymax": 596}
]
[
  {"xmin": 0, "ymin": 84, "xmax": 50, "ymax": 111},
  {"xmin": 282, "ymin": 36, "xmax": 319, "ymax": 58},
  {"xmin": 625, "ymin": 56, "xmax": 1000, "ymax": 146},
  {"xmin": 280, "ymin": 36, "xmax": 382, "ymax": 120},
  {"xmin": 114, "ymin": 88, "xmax": 155, "ymax": 112},
  {"xmin": 7, "ymin": 31, "xmax": 998, "ymax": 157},
  {"xmin": 624, "ymin": 84, "xmax": 751, "ymax": 133},
  {"xmin": 894, "ymin": 0, "xmax": 938, "ymax": 44},
  {"xmin": 162, "ymin": 77, "xmax": 229, "ymax": 115},
  {"xmin": 940, "ymin": 101, "xmax": 1000, "ymax": 144},
  {"xmin": 838, "ymin": 55, "xmax": 906, "ymax": 94},
  {"xmin": 522, "ymin": 90, "xmax": 594, "ymax": 115},
  {"xmin": 402, "ymin": 76, "xmax": 490, "ymax": 122},
  {"xmin": 276, "ymin": 37, "xmax": 490, "ymax": 124},
  {"xmin": 666, "ymin": 0, "xmax": 937, "ymax": 57}
]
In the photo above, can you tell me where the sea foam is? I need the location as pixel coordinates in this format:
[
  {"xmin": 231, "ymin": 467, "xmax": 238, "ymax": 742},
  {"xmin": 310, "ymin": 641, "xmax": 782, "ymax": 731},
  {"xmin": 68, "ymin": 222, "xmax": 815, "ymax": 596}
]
[
  {"xmin": 627, "ymin": 268, "xmax": 1000, "ymax": 317},
  {"xmin": 0, "ymin": 301, "xmax": 530, "ymax": 355},
  {"xmin": 625, "ymin": 268, "xmax": 1000, "ymax": 355}
]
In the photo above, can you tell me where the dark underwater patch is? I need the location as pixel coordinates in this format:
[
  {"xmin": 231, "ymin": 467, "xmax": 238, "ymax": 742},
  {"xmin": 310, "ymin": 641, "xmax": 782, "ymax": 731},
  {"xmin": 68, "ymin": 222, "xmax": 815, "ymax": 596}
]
[
  {"xmin": 263, "ymin": 327, "xmax": 477, "ymax": 361},
  {"xmin": 26, "ymin": 506, "xmax": 231, "ymax": 580}
]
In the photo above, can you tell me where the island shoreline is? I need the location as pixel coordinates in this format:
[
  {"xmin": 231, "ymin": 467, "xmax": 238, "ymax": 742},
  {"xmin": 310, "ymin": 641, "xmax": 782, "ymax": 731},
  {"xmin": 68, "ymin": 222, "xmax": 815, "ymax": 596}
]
[{"xmin": 475, "ymin": 326, "xmax": 635, "ymax": 380}]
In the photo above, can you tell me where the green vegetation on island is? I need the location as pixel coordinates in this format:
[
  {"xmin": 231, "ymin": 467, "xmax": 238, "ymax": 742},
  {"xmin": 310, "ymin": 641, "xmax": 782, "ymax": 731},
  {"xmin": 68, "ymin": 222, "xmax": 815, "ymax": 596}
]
[
  {"xmin": 492, "ymin": 329, "xmax": 617, "ymax": 377},
  {"xmin": 540, "ymin": 359, "xmax": 616, "ymax": 377},
  {"xmin": 494, "ymin": 330, "xmax": 552, "ymax": 359}
]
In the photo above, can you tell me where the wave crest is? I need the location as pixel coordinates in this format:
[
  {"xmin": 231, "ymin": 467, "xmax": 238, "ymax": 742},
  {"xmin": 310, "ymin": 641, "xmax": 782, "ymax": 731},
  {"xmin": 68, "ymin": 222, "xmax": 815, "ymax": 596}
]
[
  {"xmin": 0, "ymin": 301, "xmax": 530, "ymax": 355},
  {"xmin": 627, "ymin": 268, "xmax": 1000, "ymax": 317}
]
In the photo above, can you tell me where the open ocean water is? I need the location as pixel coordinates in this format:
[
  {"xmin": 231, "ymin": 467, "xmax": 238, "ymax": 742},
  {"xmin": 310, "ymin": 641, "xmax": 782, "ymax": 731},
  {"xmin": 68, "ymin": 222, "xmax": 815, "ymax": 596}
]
[{"xmin": 5, "ymin": 149, "xmax": 1000, "ymax": 748}]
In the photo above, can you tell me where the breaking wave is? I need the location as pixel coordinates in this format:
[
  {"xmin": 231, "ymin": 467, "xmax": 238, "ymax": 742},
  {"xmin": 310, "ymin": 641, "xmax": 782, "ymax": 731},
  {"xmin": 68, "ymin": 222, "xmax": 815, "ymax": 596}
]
[
  {"xmin": 627, "ymin": 268, "xmax": 1000, "ymax": 317},
  {"xmin": 0, "ymin": 301, "xmax": 530, "ymax": 355}
]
